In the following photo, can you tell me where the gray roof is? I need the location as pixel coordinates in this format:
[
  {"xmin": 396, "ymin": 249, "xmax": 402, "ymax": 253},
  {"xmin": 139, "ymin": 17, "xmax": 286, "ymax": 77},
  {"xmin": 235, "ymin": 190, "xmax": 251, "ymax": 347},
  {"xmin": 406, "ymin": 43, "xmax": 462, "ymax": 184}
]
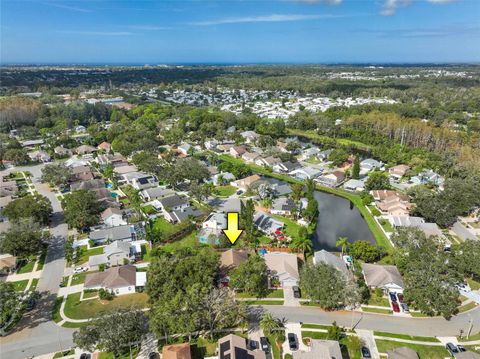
[
  {"xmin": 272, "ymin": 197, "xmax": 296, "ymax": 212},
  {"xmin": 313, "ymin": 250, "xmax": 349, "ymax": 277},
  {"xmin": 344, "ymin": 179, "xmax": 365, "ymax": 189},
  {"xmin": 159, "ymin": 194, "xmax": 189, "ymax": 209},
  {"xmin": 293, "ymin": 339, "xmax": 342, "ymax": 359},
  {"xmin": 142, "ymin": 187, "xmax": 175, "ymax": 200},
  {"xmin": 253, "ymin": 211, "xmax": 284, "ymax": 235},
  {"xmin": 169, "ymin": 207, "xmax": 202, "ymax": 222},
  {"xmin": 452, "ymin": 222, "xmax": 478, "ymax": 241},
  {"xmin": 218, "ymin": 198, "xmax": 242, "ymax": 213},
  {"xmin": 274, "ymin": 184, "xmax": 292, "ymax": 196},
  {"xmin": 362, "ymin": 263, "xmax": 404, "ymax": 289},
  {"xmin": 386, "ymin": 347, "xmax": 419, "ymax": 359},
  {"xmin": 89, "ymin": 225, "xmax": 134, "ymax": 242},
  {"xmin": 390, "ymin": 216, "xmax": 425, "ymax": 228}
]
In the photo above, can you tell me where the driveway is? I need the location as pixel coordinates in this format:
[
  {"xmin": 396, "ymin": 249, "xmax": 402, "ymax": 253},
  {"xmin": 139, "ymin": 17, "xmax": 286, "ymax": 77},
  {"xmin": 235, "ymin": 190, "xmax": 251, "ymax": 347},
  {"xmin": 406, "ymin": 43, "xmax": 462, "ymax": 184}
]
[
  {"xmin": 356, "ymin": 329, "xmax": 380, "ymax": 359},
  {"xmin": 283, "ymin": 285, "xmax": 300, "ymax": 307},
  {"xmin": 282, "ymin": 322, "xmax": 308, "ymax": 356},
  {"xmin": 0, "ymin": 164, "xmax": 74, "ymax": 359},
  {"xmin": 461, "ymin": 289, "xmax": 480, "ymax": 305}
]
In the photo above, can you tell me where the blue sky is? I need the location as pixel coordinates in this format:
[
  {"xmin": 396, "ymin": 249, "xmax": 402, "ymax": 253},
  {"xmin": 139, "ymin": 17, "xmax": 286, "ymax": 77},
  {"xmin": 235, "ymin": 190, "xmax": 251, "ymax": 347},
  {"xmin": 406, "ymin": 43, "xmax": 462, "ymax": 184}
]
[{"xmin": 1, "ymin": 0, "xmax": 479, "ymax": 64}]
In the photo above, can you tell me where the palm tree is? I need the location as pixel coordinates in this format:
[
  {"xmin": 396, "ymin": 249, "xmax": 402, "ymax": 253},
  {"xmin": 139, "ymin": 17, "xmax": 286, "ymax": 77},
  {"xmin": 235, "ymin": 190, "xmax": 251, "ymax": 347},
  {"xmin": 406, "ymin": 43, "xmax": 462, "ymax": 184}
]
[
  {"xmin": 292, "ymin": 235, "xmax": 312, "ymax": 258},
  {"xmin": 336, "ymin": 236, "xmax": 349, "ymax": 257},
  {"xmin": 260, "ymin": 313, "xmax": 283, "ymax": 336}
]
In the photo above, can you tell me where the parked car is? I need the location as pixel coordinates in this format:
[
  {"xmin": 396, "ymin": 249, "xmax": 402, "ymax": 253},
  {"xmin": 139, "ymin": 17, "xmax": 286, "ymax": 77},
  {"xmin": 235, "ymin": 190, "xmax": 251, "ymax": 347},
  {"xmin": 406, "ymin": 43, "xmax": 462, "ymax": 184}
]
[
  {"xmin": 236, "ymin": 190, "xmax": 244, "ymax": 195},
  {"xmin": 361, "ymin": 346, "xmax": 371, "ymax": 358},
  {"xmin": 392, "ymin": 302, "xmax": 400, "ymax": 313},
  {"xmin": 457, "ymin": 345, "xmax": 466, "ymax": 352},
  {"xmin": 456, "ymin": 283, "xmax": 471, "ymax": 292},
  {"xmin": 26, "ymin": 298, "xmax": 36, "ymax": 311},
  {"xmin": 446, "ymin": 343, "xmax": 459, "ymax": 356},
  {"xmin": 79, "ymin": 354, "xmax": 91, "ymax": 359},
  {"xmin": 74, "ymin": 266, "xmax": 88, "ymax": 274},
  {"xmin": 260, "ymin": 337, "xmax": 270, "ymax": 353},
  {"xmin": 397, "ymin": 293, "xmax": 404, "ymax": 303},
  {"xmin": 401, "ymin": 303, "xmax": 409, "ymax": 313},
  {"xmin": 148, "ymin": 353, "xmax": 159, "ymax": 359},
  {"xmin": 287, "ymin": 333, "xmax": 298, "ymax": 351},
  {"xmin": 389, "ymin": 292, "xmax": 397, "ymax": 302},
  {"xmin": 292, "ymin": 286, "xmax": 301, "ymax": 298},
  {"xmin": 248, "ymin": 340, "xmax": 258, "ymax": 350}
]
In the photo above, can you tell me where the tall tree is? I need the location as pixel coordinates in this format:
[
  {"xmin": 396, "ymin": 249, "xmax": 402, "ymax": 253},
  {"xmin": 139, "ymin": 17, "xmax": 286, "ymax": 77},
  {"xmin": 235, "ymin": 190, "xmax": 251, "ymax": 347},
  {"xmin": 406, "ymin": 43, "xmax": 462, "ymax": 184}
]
[
  {"xmin": 365, "ymin": 171, "xmax": 390, "ymax": 191},
  {"xmin": 41, "ymin": 163, "xmax": 74, "ymax": 187},
  {"xmin": 335, "ymin": 236, "xmax": 349, "ymax": 257},
  {"xmin": 3, "ymin": 194, "xmax": 52, "ymax": 225},
  {"xmin": 229, "ymin": 255, "xmax": 269, "ymax": 297},
  {"xmin": 62, "ymin": 189, "xmax": 103, "ymax": 231},
  {"xmin": 352, "ymin": 156, "xmax": 360, "ymax": 179},
  {"xmin": 260, "ymin": 313, "xmax": 284, "ymax": 337},
  {"xmin": 0, "ymin": 219, "xmax": 45, "ymax": 258}
]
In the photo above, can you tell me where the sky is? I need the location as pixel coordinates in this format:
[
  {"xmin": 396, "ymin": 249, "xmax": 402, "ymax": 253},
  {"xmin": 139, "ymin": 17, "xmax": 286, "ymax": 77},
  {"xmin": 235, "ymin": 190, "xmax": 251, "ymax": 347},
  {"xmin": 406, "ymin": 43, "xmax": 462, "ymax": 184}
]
[{"xmin": 1, "ymin": 0, "xmax": 479, "ymax": 64}]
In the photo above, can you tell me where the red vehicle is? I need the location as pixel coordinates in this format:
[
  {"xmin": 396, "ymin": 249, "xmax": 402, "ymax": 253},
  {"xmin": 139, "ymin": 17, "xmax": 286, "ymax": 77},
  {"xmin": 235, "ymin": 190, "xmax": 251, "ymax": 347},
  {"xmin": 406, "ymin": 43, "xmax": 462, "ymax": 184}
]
[
  {"xmin": 392, "ymin": 302, "xmax": 400, "ymax": 313},
  {"xmin": 397, "ymin": 293, "xmax": 404, "ymax": 303}
]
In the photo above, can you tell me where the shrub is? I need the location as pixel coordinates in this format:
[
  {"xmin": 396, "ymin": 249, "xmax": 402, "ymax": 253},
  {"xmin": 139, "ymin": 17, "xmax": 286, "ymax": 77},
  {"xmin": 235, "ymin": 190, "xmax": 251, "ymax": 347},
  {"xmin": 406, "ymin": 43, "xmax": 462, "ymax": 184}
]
[
  {"xmin": 98, "ymin": 288, "xmax": 114, "ymax": 300},
  {"xmin": 98, "ymin": 264, "xmax": 106, "ymax": 272}
]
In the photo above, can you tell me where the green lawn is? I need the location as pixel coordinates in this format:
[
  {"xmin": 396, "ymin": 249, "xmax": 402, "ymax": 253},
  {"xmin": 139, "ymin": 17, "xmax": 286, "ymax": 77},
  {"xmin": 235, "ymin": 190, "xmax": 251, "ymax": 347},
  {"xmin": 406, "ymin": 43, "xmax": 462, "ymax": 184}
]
[
  {"xmin": 301, "ymin": 331, "xmax": 329, "ymax": 340},
  {"xmin": 375, "ymin": 340, "xmax": 448, "ymax": 359},
  {"xmin": 267, "ymin": 335, "xmax": 283, "ymax": 359},
  {"xmin": 272, "ymin": 214, "xmax": 304, "ymax": 241},
  {"xmin": 410, "ymin": 312, "xmax": 431, "ymax": 318},
  {"xmin": 367, "ymin": 293, "xmax": 390, "ymax": 307},
  {"xmin": 30, "ymin": 278, "xmax": 39, "ymax": 291},
  {"xmin": 16, "ymin": 256, "xmax": 36, "ymax": 274},
  {"xmin": 460, "ymin": 331, "xmax": 480, "ymax": 341},
  {"xmin": 160, "ymin": 231, "xmax": 200, "ymax": 253},
  {"xmin": 141, "ymin": 244, "xmax": 152, "ymax": 262},
  {"xmin": 64, "ymin": 292, "xmax": 149, "ymax": 320},
  {"xmin": 53, "ymin": 349, "xmax": 75, "ymax": 358},
  {"xmin": 361, "ymin": 306, "xmax": 393, "ymax": 315},
  {"xmin": 153, "ymin": 217, "xmax": 178, "ymax": 237},
  {"xmin": 142, "ymin": 204, "xmax": 156, "ymax": 215},
  {"xmin": 218, "ymin": 154, "xmax": 391, "ymax": 250},
  {"xmin": 214, "ymin": 185, "xmax": 237, "ymax": 197},
  {"xmin": 52, "ymin": 297, "xmax": 63, "ymax": 323},
  {"xmin": 76, "ymin": 246, "xmax": 104, "ymax": 264},
  {"xmin": 301, "ymin": 323, "xmax": 331, "ymax": 330},
  {"xmin": 236, "ymin": 289, "xmax": 284, "ymax": 299},
  {"xmin": 467, "ymin": 278, "xmax": 480, "ymax": 291},
  {"xmin": 37, "ymin": 250, "xmax": 47, "ymax": 271},
  {"xmin": 71, "ymin": 271, "xmax": 98, "ymax": 286},
  {"xmin": 374, "ymin": 331, "xmax": 439, "ymax": 342},
  {"xmin": 244, "ymin": 300, "xmax": 284, "ymax": 305},
  {"xmin": 83, "ymin": 290, "xmax": 98, "ymax": 299},
  {"xmin": 458, "ymin": 301, "xmax": 477, "ymax": 313},
  {"xmin": 11, "ymin": 279, "xmax": 29, "ymax": 292}
]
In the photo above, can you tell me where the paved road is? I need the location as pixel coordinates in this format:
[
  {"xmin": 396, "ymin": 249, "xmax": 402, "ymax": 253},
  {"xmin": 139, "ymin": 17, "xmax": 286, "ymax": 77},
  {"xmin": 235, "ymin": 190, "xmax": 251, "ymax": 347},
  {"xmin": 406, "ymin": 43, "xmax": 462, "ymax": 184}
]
[
  {"xmin": 0, "ymin": 164, "xmax": 74, "ymax": 359},
  {"xmin": 261, "ymin": 305, "xmax": 479, "ymax": 337}
]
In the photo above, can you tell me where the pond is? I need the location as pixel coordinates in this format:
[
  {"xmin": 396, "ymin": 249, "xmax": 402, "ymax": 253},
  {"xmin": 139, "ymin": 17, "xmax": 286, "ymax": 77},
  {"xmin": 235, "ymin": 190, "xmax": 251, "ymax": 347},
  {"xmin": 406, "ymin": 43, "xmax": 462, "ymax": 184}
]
[
  {"xmin": 312, "ymin": 190, "xmax": 375, "ymax": 251},
  {"xmin": 259, "ymin": 176, "xmax": 376, "ymax": 251}
]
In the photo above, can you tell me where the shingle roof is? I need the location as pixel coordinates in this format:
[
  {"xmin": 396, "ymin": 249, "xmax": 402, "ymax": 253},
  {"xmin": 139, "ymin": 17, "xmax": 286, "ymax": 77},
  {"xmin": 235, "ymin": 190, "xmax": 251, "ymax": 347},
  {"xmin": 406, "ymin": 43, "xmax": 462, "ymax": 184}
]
[
  {"xmin": 313, "ymin": 250, "xmax": 349, "ymax": 277},
  {"xmin": 220, "ymin": 249, "xmax": 248, "ymax": 269},
  {"xmin": 362, "ymin": 263, "xmax": 404, "ymax": 288},
  {"xmin": 84, "ymin": 265, "xmax": 136, "ymax": 289},
  {"xmin": 162, "ymin": 343, "xmax": 192, "ymax": 359},
  {"xmin": 386, "ymin": 347, "xmax": 419, "ymax": 359}
]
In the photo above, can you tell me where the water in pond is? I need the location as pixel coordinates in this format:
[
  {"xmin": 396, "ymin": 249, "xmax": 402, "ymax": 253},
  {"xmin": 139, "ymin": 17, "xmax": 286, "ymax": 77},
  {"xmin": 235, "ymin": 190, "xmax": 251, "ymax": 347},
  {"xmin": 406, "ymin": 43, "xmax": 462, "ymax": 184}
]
[{"xmin": 312, "ymin": 191, "xmax": 375, "ymax": 251}]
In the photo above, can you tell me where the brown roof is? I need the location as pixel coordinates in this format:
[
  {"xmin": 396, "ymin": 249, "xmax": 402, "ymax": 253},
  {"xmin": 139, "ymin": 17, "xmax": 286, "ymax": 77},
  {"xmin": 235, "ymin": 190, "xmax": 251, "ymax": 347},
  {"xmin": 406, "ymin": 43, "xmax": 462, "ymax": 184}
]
[
  {"xmin": 76, "ymin": 172, "xmax": 95, "ymax": 181},
  {"xmin": 101, "ymin": 207, "xmax": 123, "ymax": 220},
  {"xmin": 162, "ymin": 343, "xmax": 192, "ymax": 359},
  {"xmin": 389, "ymin": 165, "xmax": 410, "ymax": 176},
  {"xmin": 218, "ymin": 334, "xmax": 266, "ymax": 359},
  {"xmin": 76, "ymin": 145, "xmax": 97, "ymax": 154},
  {"xmin": 71, "ymin": 165, "xmax": 92, "ymax": 175},
  {"xmin": 362, "ymin": 263, "xmax": 404, "ymax": 289},
  {"xmin": 220, "ymin": 249, "xmax": 248, "ymax": 269},
  {"xmin": 97, "ymin": 141, "xmax": 112, "ymax": 150},
  {"xmin": 84, "ymin": 265, "xmax": 136, "ymax": 289},
  {"xmin": 231, "ymin": 146, "xmax": 247, "ymax": 155},
  {"xmin": 0, "ymin": 254, "xmax": 17, "ymax": 269}
]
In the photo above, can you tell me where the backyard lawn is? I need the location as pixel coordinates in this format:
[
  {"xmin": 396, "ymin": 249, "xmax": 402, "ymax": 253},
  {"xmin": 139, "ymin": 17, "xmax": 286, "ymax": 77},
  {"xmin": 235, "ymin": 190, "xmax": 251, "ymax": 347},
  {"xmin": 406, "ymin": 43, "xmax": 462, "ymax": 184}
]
[
  {"xmin": 214, "ymin": 185, "xmax": 237, "ymax": 197},
  {"xmin": 64, "ymin": 292, "xmax": 149, "ymax": 320},
  {"xmin": 375, "ymin": 340, "xmax": 449, "ymax": 359},
  {"xmin": 153, "ymin": 217, "xmax": 187, "ymax": 237},
  {"xmin": 272, "ymin": 214, "xmax": 304, "ymax": 241},
  {"xmin": 11, "ymin": 279, "xmax": 29, "ymax": 292},
  {"xmin": 160, "ymin": 231, "xmax": 200, "ymax": 253}
]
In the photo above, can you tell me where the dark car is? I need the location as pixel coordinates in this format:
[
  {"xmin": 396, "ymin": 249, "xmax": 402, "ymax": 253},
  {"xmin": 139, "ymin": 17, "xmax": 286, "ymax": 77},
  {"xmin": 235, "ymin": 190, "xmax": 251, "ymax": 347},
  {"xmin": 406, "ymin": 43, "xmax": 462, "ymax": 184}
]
[
  {"xmin": 389, "ymin": 292, "xmax": 397, "ymax": 302},
  {"xmin": 287, "ymin": 333, "xmax": 298, "ymax": 351},
  {"xmin": 148, "ymin": 352, "xmax": 159, "ymax": 359},
  {"xmin": 79, "ymin": 354, "xmax": 91, "ymax": 359},
  {"xmin": 260, "ymin": 337, "xmax": 270, "ymax": 353},
  {"xmin": 361, "ymin": 346, "xmax": 371, "ymax": 358},
  {"xmin": 457, "ymin": 345, "xmax": 466, "ymax": 352},
  {"xmin": 397, "ymin": 293, "xmax": 404, "ymax": 303},
  {"xmin": 401, "ymin": 303, "xmax": 409, "ymax": 313},
  {"xmin": 292, "ymin": 286, "xmax": 301, "ymax": 298},
  {"xmin": 446, "ymin": 343, "xmax": 459, "ymax": 356},
  {"xmin": 248, "ymin": 340, "xmax": 258, "ymax": 350},
  {"xmin": 392, "ymin": 301, "xmax": 400, "ymax": 313}
]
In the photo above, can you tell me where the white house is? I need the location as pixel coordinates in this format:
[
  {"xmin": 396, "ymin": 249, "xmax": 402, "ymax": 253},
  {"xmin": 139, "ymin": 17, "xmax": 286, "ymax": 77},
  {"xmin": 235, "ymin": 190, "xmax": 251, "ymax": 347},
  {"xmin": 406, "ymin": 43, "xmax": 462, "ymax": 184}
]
[
  {"xmin": 177, "ymin": 143, "xmax": 192, "ymax": 156},
  {"xmin": 101, "ymin": 207, "xmax": 127, "ymax": 227},
  {"xmin": 240, "ymin": 130, "xmax": 260, "ymax": 144},
  {"xmin": 84, "ymin": 265, "xmax": 145, "ymax": 296},
  {"xmin": 140, "ymin": 187, "xmax": 175, "ymax": 201},
  {"xmin": 211, "ymin": 172, "xmax": 236, "ymax": 186},
  {"xmin": 343, "ymin": 179, "xmax": 365, "ymax": 192},
  {"xmin": 289, "ymin": 166, "xmax": 322, "ymax": 180},
  {"xmin": 360, "ymin": 159, "xmax": 383, "ymax": 176}
]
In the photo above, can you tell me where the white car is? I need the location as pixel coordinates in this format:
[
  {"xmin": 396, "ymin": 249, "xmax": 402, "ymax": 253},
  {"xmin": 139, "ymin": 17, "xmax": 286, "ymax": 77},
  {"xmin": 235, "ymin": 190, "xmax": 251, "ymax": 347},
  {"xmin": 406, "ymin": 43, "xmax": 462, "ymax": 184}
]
[{"xmin": 73, "ymin": 267, "xmax": 88, "ymax": 274}]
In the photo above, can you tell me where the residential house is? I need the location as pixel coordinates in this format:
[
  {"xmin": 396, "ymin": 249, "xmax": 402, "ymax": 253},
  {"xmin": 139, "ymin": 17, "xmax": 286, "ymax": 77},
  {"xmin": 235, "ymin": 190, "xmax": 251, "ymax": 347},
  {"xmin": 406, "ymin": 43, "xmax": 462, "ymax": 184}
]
[
  {"xmin": 0, "ymin": 180, "xmax": 17, "ymax": 197},
  {"xmin": 240, "ymin": 130, "xmax": 260, "ymax": 144},
  {"xmin": 20, "ymin": 139, "xmax": 44, "ymax": 149},
  {"xmin": 299, "ymin": 147, "xmax": 320, "ymax": 161},
  {"xmin": 64, "ymin": 157, "xmax": 89, "ymax": 168},
  {"xmin": 362, "ymin": 263, "xmax": 404, "ymax": 293},
  {"xmin": 54, "ymin": 146, "xmax": 72, "ymax": 157},
  {"xmin": 177, "ymin": 143, "xmax": 192, "ymax": 156},
  {"xmin": 204, "ymin": 139, "xmax": 219, "ymax": 150},
  {"xmin": 386, "ymin": 347, "xmax": 419, "ymax": 359},
  {"xmin": 218, "ymin": 334, "xmax": 266, "ymax": 359},
  {"xmin": 344, "ymin": 179, "xmax": 365, "ymax": 192},
  {"xmin": 313, "ymin": 250, "xmax": 349, "ymax": 278},
  {"xmin": 218, "ymin": 198, "xmax": 242, "ymax": 214},
  {"xmin": 273, "ymin": 183, "xmax": 293, "ymax": 197},
  {"xmin": 292, "ymin": 339, "xmax": 342, "ymax": 359},
  {"xmin": 211, "ymin": 172, "xmax": 236, "ymax": 186},
  {"xmin": 242, "ymin": 151, "xmax": 261, "ymax": 163},
  {"xmin": 101, "ymin": 208, "xmax": 126, "ymax": 227},
  {"xmin": 389, "ymin": 165, "xmax": 410, "ymax": 181},
  {"xmin": 28, "ymin": 150, "xmax": 51, "ymax": 163},
  {"xmin": 256, "ymin": 156, "xmax": 281, "ymax": 168},
  {"xmin": 162, "ymin": 343, "xmax": 192, "ymax": 359},
  {"xmin": 199, "ymin": 212, "xmax": 227, "ymax": 244},
  {"xmin": 97, "ymin": 141, "xmax": 112, "ymax": 152},
  {"xmin": 270, "ymin": 197, "xmax": 297, "ymax": 216},
  {"xmin": 155, "ymin": 194, "xmax": 190, "ymax": 212},
  {"xmin": 89, "ymin": 224, "xmax": 137, "ymax": 244},
  {"xmin": 410, "ymin": 169, "xmax": 444, "ymax": 186},
  {"xmin": 75, "ymin": 145, "xmax": 97, "ymax": 155},
  {"xmin": 72, "ymin": 165, "xmax": 94, "ymax": 181},
  {"xmin": 253, "ymin": 211, "xmax": 284, "ymax": 236},
  {"xmin": 120, "ymin": 172, "xmax": 158, "ymax": 190},
  {"xmin": 140, "ymin": 187, "xmax": 175, "ymax": 202},
  {"xmin": 114, "ymin": 165, "xmax": 138, "ymax": 175},
  {"xmin": 231, "ymin": 174, "xmax": 261, "ymax": 191},
  {"xmin": 217, "ymin": 143, "xmax": 235, "ymax": 153},
  {"xmin": 289, "ymin": 166, "xmax": 322, "ymax": 180},
  {"xmin": 97, "ymin": 154, "xmax": 128, "ymax": 168},
  {"xmin": 388, "ymin": 216, "xmax": 425, "ymax": 229},
  {"xmin": 0, "ymin": 254, "xmax": 18, "ymax": 273},
  {"xmin": 263, "ymin": 252, "xmax": 299, "ymax": 288},
  {"xmin": 318, "ymin": 149, "xmax": 333, "ymax": 161},
  {"xmin": 316, "ymin": 170, "xmax": 345, "ymax": 187},
  {"xmin": 360, "ymin": 159, "xmax": 383, "ymax": 174},
  {"xmin": 230, "ymin": 145, "xmax": 247, "ymax": 158},
  {"xmin": 371, "ymin": 190, "xmax": 411, "ymax": 216},
  {"xmin": 88, "ymin": 240, "xmax": 137, "ymax": 267},
  {"xmin": 75, "ymin": 125, "xmax": 87, "ymax": 133},
  {"xmin": 84, "ymin": 265, "xmax": 145, "ymax": 296},
  {"xmin": 273, "ymin": 161, "xmax": 301, "ymax": 174},
  {"xmin": 164, "ymin": 206, "xmax": 202, "ymax": 224},
  {"xmin": 70, "ymin": 179, "xmax": 105, "ymax": 191},
  {"xmin": 218, "ymin": 249, "xmax": 249, "ymax": 286}
]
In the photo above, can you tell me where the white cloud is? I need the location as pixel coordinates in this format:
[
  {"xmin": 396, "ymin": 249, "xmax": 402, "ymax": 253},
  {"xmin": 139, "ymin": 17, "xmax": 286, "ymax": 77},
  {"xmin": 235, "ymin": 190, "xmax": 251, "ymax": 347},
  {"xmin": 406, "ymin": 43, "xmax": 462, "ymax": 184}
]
[
  {"xmin": 128, "ymin": 26, "xmax": 171, "ymax": 31},
  {"xmin": 380, "ymin": 0, "xmax": 412, "ymax": 16},
  {"xmin": 41, "ymin": 2, "xmax": 91, "ymax": 13},
  {"xmin": 191, "ymin": 13, "xmax": 343, "ymax": 26},
  {"xmin": 426, "ymin": 0, "xmax": 457, "ymax": 3}
]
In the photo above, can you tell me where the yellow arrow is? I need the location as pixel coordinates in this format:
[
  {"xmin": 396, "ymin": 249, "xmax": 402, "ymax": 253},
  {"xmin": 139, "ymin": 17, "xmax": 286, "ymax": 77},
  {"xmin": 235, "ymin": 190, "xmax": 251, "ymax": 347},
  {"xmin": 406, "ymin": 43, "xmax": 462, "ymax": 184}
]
[{"xmin": 222, "ymin": 212, "xmax": 243, "ymax": 245}]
